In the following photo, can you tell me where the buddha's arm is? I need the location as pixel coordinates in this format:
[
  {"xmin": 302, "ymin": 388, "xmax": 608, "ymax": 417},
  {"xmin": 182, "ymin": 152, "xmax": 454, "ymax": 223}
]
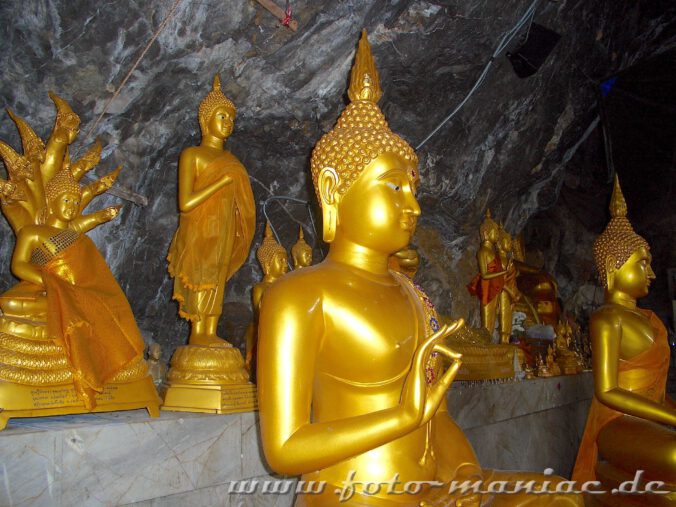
[
  {"xmin": 177, "ymin": 151, "xmax": 232, "ymax": 213},
  {"xmin": 591, "ymin": 313, "xmax": 676, "ymax": 426},
  {"xmin": 70, "ymin": 206, "xmax": 120, "ymax": 234},
  {"xmin": 477, "ymin": 249, "xmax": 507, "ymax": 280},
  {"xmin": 11, "ymin": 229, "xmax": 43, "ymax": 286},
  {"xmin": 433, "ymin": 398, "xmax": 481, "ymax": 482},
  {"xmin": 258, "ymin": 283, "xmax": 456, "ymax": 476}
]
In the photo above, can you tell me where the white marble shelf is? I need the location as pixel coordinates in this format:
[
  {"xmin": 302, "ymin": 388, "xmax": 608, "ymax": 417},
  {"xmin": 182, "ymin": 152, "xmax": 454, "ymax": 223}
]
[{"xmin": 0, "ymin": 373, "xmax": 594, "ymax": 507}]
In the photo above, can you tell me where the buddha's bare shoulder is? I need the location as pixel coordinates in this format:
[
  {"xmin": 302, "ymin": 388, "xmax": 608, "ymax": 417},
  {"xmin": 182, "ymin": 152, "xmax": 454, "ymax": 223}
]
[
  {"xmin": 591, "ymin": 304, "xmax": 628, "ymax": 325},
  {"xmin": 262, "ymin": 261, "xmax": 348, "ymax": 306}
]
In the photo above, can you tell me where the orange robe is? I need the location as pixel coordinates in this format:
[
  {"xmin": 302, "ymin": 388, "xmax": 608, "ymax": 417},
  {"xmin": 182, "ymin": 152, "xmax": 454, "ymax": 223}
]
[
  {"xmin": 167, "ymin": 151, "xmax": 255, "ymax": 321},
  {"xmin": 572, "ymin": 309, "xmax": 671, "ymax": 483},
  {"xmin": 467, "ymin": 257, "xmax": 505, "ymax": 304},
  {"xmin": 42, "ymin": 234, "xmax": 145, "ymax": 404}
]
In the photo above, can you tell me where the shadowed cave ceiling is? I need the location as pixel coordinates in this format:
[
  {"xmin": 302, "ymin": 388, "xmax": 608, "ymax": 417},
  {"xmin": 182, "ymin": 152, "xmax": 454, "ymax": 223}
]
[{"xmin": 1, "ymin": 0, "xmax": 674, "ymax": 357}]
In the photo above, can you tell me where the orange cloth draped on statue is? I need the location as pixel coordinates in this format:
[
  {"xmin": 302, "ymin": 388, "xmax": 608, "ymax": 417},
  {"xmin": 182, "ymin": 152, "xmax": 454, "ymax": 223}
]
[
  {"xmin": 42, "ymin": 234, "xmax": 145, "ymax": 404},
  {"xmin": 572, "ymin": 309, "xmax": 670, "ymax": 483},
  {"xmin": 167, "ymin": 152, "xmax": 255, "ymax": 320},
  {"xmin": 467, "ymin": 257, "xmax": 505, "ymax": 304}
]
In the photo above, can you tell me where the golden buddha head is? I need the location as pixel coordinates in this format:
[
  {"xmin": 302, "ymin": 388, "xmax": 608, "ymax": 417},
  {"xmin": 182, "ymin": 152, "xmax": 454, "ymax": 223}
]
[
  {"xmin": 257, "ymin": 222, "xmax": 289, "ymax": 278},
  {"xmin": 49, "ymin": 92, "xmax": 80, "ymax": 144},
  {"xmin": 310, "ymin": 30, "xmax": 419, "ymax": 247},
  {"xmin": 593, "ymin": 175, "xmax": 652, "ymax": 293},
  {"xmin": 198, "ymin": 75, "xmax": 236, "ymax": 139},
  {"xmin": 498, "ymin": 224, "xmax": 513, "ymax": 253},
  {"xmin": 291, "ymin": 226, "xmax": 312, "ymax": 269},
  {"xmin": 479, "ymin": 209, "xmax": 499, "ymax": 243},
  {"xmin": 44, "ymin": 166, "xmax": 82, "ymax": 222}
]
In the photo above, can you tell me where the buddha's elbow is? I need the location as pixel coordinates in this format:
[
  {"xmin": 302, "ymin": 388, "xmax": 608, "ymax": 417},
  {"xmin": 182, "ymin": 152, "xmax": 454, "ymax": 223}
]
[{"xmin": 262, "ymin": 446, "xmax": 303, "ymax": 476}]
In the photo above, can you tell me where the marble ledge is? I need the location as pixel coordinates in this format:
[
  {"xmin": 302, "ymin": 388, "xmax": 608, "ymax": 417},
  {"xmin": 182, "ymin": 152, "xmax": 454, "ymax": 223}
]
[
  {"xmin": 447, "ymin": 371, "xmax": 594, "ymax": 430},
  {"xmin": 0, "ymin": 409, "xmax": 274, "ymax": 507}
]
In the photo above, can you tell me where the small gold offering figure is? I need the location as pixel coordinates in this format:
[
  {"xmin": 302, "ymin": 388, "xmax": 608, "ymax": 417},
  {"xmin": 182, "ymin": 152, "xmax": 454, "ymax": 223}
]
[
  {"xmin": 572, "ymin": 176, "xmax": 675, "ymax": 504},
  {"xmin": 291, "ymin": 225, "xmax": 312, "ymax": 269},
  {"xmin": 0, "ymin": 92, "xmax": 159, "ymax": 428},
  {"xmin": 257, "ymin": 30, "xmax": 581, "ymax": 506},
  {"xmin": 147, "ymin": 343, "xmax": 167, "ymax": 388},
  {"xmin": 163, "ymin": 75, "xmax": 257, "ymax": 414}
]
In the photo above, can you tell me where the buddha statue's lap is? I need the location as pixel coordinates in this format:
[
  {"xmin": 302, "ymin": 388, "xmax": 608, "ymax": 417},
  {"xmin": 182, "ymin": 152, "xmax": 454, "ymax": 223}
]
[{"xmin": 259, "ymin": 31, "xmax": 581, "ymax": 507}]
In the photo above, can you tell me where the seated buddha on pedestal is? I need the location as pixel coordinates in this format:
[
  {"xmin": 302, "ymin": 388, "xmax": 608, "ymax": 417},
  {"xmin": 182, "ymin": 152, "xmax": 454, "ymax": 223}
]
[
  {"xmin": 258, "ymin": 30, "xmax": 582, "ymax": 507},
  {"xmin": 572, "ymin": 176, "xmax": 675, "ymax": 506}
]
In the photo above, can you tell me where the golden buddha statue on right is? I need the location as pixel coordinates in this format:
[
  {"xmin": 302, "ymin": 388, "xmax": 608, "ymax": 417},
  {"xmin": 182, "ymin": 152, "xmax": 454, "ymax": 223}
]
[
  {"xmin": 258, "ymin": 30, "xmax": 581, "ymax": 506},
  {"xmin": 572, "ymin": 176, "xmax": 675, "ymax": 505}
]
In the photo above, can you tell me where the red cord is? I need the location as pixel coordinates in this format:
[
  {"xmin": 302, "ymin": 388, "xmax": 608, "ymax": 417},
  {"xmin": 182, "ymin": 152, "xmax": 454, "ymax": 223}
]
[{"xmin": 281, "ymin": 1, "xmax": 292, "ymax": 27}]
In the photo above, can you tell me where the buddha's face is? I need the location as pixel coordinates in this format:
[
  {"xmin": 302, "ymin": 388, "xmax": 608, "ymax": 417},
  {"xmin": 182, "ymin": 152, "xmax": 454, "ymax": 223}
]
[
  {"xmin": 500, "ymin": 232, "xmax": 512, "ymax": 252},
  {"xmin": 270, "ymin": 251, "xmax": 289, "ymax": 278},
  {"xmin": 298, "ymin": 249, "xmax": 312, "ymax": 268},
  {"xmin": 50, "ymin": 191, "xmax": 80, "ymax": 222},
  {"xmin": 610, "ymin": 246, "xmax": 655, "ymax": 298},
  {"xmin": 208, "ymin": 106, "xmax": 234, "ymax": 140},
  {"xmin": 335, "ymin": 152, "xmax": 420, "ymax": 254}
]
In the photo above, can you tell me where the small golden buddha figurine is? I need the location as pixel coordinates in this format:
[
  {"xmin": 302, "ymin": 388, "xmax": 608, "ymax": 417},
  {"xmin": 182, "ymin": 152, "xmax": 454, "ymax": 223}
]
[
  {"xmin": 572, "ymin": 176, "xmax": 675, "ymax": 504},
  {"xmin": 536, "ymin": 354, "xmax": 553, "ymax": 378},
  {"xmin": 147, "ymin": 343, "xmax": 167, "ymax": 388},
  {"xmin": 467, "ymin": 210, "xmax": 512, "ymax": 341},
  {"xmin": 0, "ymin": 93, "xmax": 159, "ymax": 428},
  {"xmin": 163, "ymin": 75, "xmax": 257, "ymax": 414},
  {"xmin": 258, "ymin": 30, "xmax": 581, "ymax": 506},
  {"xmin": 245, "ymin": 222, "xmax": 289, "ymax": 374},
  {"xmin": 291, "ymin": 226, "xmax": 313, "ymax": 269},
  {"xmin": 554, "ymin": 321, "xmax": 580, "ymax": 375},
  {"xmin": 546, "ymin": 345, "xmax": 561, "ymax": 376}
]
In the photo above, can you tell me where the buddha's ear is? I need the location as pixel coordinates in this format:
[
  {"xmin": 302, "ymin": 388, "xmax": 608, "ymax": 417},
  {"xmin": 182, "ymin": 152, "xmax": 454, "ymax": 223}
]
[
  {"xmin": 605, "ymin": 255, "xmax": 617, "ymax": 289},
  {"xmin": 318, "ymin": 167, "xmax": 340, "ymax": 242}
]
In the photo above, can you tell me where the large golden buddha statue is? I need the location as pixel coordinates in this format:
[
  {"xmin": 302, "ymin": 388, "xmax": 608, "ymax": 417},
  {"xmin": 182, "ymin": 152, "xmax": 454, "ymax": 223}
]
[
  {"xmin": 0, "ymin": 93, "xmax": 159, "ymax": 428},
  {"xmin": 163, "ymin": 74, "xmax": 257, "ymax": 413},
  {"xmin": 258, "ymin": 31, "xmax": 581, "ymax": 506},
  {"xmin": 572, "ymin": 176, "xmax": 675, "ymax": 505}
]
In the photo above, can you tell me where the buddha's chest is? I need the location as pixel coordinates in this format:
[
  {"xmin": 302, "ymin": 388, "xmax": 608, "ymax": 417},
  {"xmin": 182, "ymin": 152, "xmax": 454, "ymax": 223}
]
[
  {"xmin": 318, "ymin": 283, "xmax": 419, "ymax": 385},
  {"xmin": 619, "ymin": 311, "xmax": 655, "ymax": 358}
]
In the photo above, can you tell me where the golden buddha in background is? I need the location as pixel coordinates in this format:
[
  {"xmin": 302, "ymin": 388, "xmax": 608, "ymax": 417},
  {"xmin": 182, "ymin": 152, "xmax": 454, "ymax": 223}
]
[
  {"xmin": 245, "ymin": 223, "xmax": 288, "ymax": 374},
  {"xmin": 572, "ymin": 176, "xmax": 675, "ymax": 505},
  {"xmin": 291, "ymin": 225, "xmax": 313, "ymax": 269},
  {"xmin": 467, "ymin": 210, "xmax": 513, "ymax": 342},
  {"xmin": 0, "ymin": 93, "xmax": 158, "ymax": 428},
  {"xmin": 496, "ymin": 225, "xmax": 520, "ymax": 344},
  {"xmin": 167, "ymin": 75, "xmax": 255, "ymax": 346},
  {"xmin": 163, "ymin": 75, "xmax": 257, "ymax": 413},
  {"xmin": 554, "ymin": 321, "xmax": 580, "ymax": 375},
  {"xmin": 258, "ymin": 30, "xmax": 581, "ymax": 506}
]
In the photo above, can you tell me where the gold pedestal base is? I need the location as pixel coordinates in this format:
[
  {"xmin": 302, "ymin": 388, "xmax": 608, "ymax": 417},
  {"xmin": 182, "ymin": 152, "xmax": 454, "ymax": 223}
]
[
  {"xmin": 0, "ymin": 376, "xmax": 161, "ymax": 430},
  {"xmin": 161, "ymin": 344, "xmax": 257, "ymax": 414},
  {"xmin": 162, "ymin": 382, "xmax": 257, "ymax": 414}
]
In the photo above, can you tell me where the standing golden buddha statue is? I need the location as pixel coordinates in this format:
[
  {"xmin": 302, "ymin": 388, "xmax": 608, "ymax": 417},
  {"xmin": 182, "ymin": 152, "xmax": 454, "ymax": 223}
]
[
  {"xmin": 496, "ymin": 225, "xmax": 519, "ymax": 344},
  {"xmin": 572, "ymin": 176, "xmax": 675, "ymax": 505},
  {"xmin": 258, "ymin": 30, "xmax": 582, "ymax": 506},
  {"xmin": 245, "ymin": 222, "xmax": 289, "ymax": 375},
  {"xmin": 467, "ymin": 211, "xmax": 513, "ymax": 342},
  {"xmin": 291, "ymin": 226, "xmax": 313, "ymax": 269},
  {"xmin": 163, "ymin": 75, "xmax": 257, "ymax": 414},
  {"xmin": 0, "ymin": 93, "xmax": 159, "ymax": 428}
]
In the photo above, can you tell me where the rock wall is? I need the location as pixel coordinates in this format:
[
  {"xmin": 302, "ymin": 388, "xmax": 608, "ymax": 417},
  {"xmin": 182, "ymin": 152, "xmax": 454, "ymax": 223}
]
[{"xmin": 1, "ymin": 0, "xmax": 674, "ymax": 359}]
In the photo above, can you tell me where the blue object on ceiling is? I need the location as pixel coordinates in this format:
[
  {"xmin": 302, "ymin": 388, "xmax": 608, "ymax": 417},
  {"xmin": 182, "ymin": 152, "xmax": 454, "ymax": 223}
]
[{"xmin": 600, "ymin": 77, "xmax": 618, "ymax": 97}]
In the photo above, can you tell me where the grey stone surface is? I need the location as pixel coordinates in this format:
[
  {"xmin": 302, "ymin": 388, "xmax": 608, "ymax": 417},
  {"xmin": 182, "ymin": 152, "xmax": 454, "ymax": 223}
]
[{"xmin": 0, "ymin": 1, "xmax": 674, "ymax": 359}]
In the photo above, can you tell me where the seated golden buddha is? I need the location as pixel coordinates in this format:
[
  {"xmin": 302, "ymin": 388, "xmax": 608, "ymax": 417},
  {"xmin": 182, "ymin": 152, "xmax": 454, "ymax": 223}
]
[
  {"xmin": 258, "ymin": 31, "xmax": 581, "ymax": 507},
  {"xmin": 0, "ymin": 93, "xmax": 157, "ymax": 427},
  {"xmin": 572, "ymin": 176, "xmax": 675, "ymax": 506}
]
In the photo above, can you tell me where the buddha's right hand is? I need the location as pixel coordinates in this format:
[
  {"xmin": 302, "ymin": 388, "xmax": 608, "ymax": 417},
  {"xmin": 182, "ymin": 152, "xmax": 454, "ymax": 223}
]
[{"xmin": 400, "ymin": 323, "xmax": 463, "ymax": 428}]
